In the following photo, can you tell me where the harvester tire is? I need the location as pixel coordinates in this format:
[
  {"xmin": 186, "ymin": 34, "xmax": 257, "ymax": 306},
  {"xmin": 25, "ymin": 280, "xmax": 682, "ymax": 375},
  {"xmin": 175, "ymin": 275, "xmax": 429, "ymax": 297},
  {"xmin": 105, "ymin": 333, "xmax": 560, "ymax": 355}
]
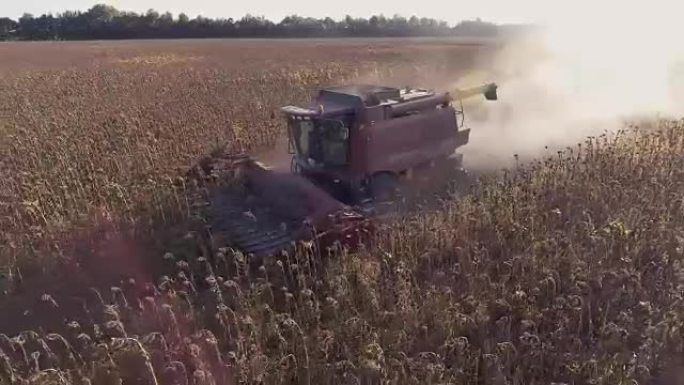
[{"xmin": 369, "ymin": 172, "xmax": 399, "ymax": 203}]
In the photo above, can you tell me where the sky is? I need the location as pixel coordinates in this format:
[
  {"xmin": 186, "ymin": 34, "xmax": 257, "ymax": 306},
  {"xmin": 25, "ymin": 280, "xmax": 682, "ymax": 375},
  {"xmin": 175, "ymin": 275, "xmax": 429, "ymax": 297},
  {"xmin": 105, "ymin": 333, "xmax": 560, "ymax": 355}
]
[{"xmin": 1, "ymin": 0, "xmax": 567, "ymax": 24}]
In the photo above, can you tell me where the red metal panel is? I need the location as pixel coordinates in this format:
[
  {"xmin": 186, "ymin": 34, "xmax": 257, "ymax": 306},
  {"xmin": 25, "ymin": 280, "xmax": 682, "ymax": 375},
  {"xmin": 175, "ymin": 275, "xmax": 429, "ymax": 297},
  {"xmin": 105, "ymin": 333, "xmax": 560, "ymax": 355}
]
[{"xmin": 363, "ymin": 107, "xmax": 460, "ymax": 174}]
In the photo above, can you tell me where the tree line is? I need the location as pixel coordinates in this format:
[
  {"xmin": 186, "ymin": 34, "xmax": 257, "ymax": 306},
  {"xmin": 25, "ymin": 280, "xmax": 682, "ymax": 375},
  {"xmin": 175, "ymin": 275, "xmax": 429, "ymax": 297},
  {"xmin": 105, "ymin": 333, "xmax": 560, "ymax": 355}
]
[{"xmin": 0, "ymin": 4, "xmax": 502, "ymax": 41}]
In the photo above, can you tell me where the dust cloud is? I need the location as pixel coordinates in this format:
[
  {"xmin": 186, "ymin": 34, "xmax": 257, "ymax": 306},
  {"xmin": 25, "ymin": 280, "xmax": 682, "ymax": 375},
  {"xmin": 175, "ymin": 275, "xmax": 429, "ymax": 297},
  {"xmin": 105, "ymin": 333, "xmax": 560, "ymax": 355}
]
[
  {"xmin": 457, "ymin": 1, "xmax": 684, "ymax": 171},
  {"xmin": 262, "ymin": 2, "xmax": 684, "ymax": 173}
]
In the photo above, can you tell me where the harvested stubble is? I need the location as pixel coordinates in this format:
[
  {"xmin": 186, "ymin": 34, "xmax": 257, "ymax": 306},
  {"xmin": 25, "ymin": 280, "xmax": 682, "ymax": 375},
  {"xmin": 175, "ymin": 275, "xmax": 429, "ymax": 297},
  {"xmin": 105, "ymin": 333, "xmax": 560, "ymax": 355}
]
[{"xmin": 1, "ymin": 123, "xmax": 683, "ymax": 385}]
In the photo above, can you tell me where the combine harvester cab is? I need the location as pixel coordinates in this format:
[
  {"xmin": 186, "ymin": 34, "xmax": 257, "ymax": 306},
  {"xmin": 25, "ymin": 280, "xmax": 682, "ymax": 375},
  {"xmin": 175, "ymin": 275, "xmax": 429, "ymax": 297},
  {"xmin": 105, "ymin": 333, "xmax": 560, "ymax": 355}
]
[{"xmin": 281, "ymin": 82, "xmax": 498, "ymax": 204}]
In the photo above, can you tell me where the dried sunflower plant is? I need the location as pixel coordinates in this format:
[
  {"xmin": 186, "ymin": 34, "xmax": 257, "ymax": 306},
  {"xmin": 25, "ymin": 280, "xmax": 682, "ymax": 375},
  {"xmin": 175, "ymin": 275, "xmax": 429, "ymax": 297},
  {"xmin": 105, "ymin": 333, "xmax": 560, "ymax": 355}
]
[{"xmin": 1, "ymin": 41, "xmax": 681, "ymax": 385}]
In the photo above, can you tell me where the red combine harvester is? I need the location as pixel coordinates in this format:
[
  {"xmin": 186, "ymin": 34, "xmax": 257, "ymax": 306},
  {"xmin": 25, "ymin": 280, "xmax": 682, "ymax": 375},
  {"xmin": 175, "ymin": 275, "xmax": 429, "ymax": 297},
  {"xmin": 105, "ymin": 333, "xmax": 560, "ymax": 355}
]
[{"xmin": 197, "ymin": 82, "xmax": 498, "ymax": 259}]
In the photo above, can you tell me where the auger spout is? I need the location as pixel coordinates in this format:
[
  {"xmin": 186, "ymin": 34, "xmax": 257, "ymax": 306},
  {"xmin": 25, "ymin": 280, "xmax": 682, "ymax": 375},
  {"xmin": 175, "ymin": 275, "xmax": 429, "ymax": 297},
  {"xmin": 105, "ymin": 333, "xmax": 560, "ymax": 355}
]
[{"xmin": 449, "ymin": 82, "xmax": 498, "ymax": 101}]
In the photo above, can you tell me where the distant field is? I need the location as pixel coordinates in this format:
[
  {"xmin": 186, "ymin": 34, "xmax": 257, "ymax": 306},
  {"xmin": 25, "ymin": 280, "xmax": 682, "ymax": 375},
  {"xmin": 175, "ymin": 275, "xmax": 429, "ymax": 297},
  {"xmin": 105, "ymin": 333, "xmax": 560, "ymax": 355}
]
[{"xmin": 0, "ymin": 37, "xmax": 497, "ymax": 73}]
